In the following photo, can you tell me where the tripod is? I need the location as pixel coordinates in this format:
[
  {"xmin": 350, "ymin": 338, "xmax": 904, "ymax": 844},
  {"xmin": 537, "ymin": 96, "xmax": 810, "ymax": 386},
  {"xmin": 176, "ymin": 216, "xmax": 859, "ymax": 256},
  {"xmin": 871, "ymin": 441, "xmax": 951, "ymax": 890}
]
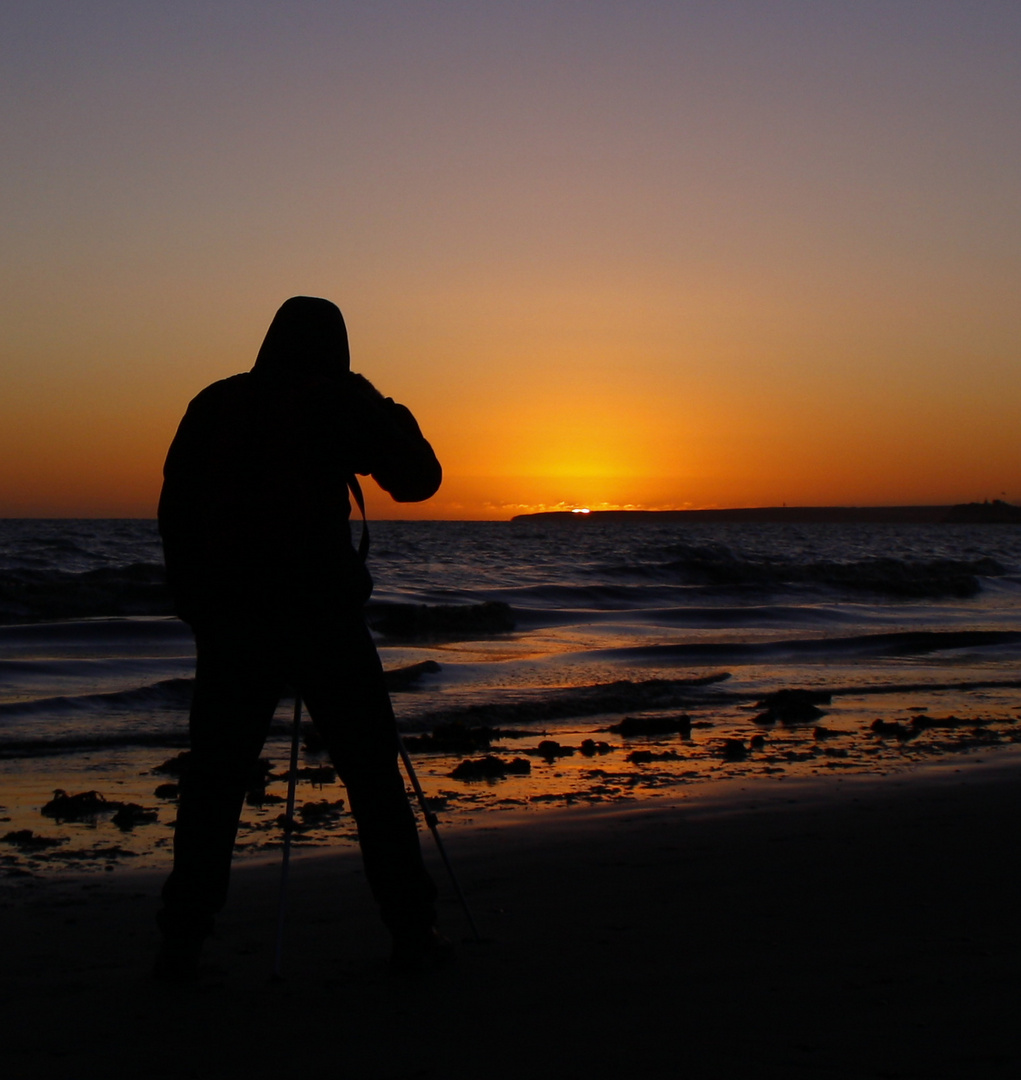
[{"xmin": 272, "ymin": 693, "xmax": 480, "ymax": 977}]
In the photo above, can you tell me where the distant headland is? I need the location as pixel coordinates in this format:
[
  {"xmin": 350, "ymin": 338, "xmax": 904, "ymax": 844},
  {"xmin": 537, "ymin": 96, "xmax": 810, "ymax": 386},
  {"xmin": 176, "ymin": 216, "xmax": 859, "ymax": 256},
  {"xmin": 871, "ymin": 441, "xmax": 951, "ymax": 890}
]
[{"xmin": 512, "ymin": 500, "xmax": 1021, "ymax": 525}]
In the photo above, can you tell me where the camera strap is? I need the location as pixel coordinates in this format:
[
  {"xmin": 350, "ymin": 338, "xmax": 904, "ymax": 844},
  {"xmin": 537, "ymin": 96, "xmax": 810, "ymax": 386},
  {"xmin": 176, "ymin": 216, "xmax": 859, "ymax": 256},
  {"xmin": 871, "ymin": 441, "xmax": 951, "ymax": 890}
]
[{"xmin": 348, "ymin": 474, "xmax": 370, "ymax": 561}]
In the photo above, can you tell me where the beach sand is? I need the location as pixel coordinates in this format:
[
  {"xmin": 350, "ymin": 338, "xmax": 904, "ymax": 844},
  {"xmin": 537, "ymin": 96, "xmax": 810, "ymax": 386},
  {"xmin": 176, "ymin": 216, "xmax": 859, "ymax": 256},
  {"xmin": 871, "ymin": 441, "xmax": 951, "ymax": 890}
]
[{"xmin": 2, "ymin": 758, "xmax": 1020, "ymax": 1079}]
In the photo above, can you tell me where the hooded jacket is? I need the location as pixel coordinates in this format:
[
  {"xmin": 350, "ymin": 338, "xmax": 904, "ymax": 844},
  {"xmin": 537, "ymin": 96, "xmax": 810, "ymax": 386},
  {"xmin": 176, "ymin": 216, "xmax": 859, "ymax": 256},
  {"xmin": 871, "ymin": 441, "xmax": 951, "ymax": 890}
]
[{"xmin": 158, "ymin": 297, "xmax": 441, "ymax": 627}]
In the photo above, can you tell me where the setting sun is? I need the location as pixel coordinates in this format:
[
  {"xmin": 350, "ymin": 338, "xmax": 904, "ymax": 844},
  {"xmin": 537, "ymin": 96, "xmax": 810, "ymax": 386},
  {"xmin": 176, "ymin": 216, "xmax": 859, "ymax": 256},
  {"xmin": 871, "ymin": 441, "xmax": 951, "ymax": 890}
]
[{"xmin": 1, "ymin": 3, "xmax": 1019, "ymax": 520}]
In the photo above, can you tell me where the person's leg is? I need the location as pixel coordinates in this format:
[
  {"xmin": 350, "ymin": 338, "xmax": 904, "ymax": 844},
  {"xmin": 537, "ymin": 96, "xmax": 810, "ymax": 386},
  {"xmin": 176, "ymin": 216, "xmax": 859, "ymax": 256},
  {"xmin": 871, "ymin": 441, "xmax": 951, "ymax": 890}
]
[
  {"xmin": 157, "ymin": 627, "xmax": 282, "ymax": 976},
  {"xmin": 295, "ymin": 619, "xmax": 438, "ymax": 944}
]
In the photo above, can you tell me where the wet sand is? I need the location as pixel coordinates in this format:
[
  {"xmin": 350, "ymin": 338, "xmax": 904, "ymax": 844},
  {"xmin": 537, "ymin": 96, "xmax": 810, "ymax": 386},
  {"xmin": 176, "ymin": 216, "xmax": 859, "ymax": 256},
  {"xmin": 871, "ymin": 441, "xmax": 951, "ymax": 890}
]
[
  {"xmin": 5, "ymin": 676, "xmax": 1021, "ymax": 879},
  {"xmin": 2, "ymin": 759, "xmax": 1020, "ymax": 1079}
]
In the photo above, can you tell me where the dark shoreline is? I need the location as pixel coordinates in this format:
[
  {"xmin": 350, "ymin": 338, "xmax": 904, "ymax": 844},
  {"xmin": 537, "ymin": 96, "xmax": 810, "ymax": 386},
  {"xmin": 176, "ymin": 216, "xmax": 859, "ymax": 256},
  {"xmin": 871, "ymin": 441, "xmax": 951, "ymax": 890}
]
[{"xmin": 513, "ymin": 500, "xmax": 1021, "ymax": 524}]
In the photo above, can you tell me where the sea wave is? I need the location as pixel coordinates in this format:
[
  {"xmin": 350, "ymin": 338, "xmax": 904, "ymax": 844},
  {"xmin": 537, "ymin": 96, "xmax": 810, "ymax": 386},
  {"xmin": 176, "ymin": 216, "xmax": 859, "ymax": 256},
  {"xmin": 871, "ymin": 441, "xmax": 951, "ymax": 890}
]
[
  {"xmin": 592, "ymin": 546, "xmax": 1007, "ymax": 599},
  {"xmin": 0, "ymin": 563, "xmax": 172, "ymax": 624},
  {"xmin": 405, "ymin": 672, "xmax": 733, "ymax": 729},
  {"xmin": 0, "ymin": 660, "xmax": 444, "ymax": 729},
  {"xmin": 0, "ymin": 730, "xmax": 191, "ymax": 759},
  {"xmin": 0, "ymin": 521, "xmax": 1016, "ymax": 627},
  {"xmin": 0, "ymin": 677, "xmax": 195, "ymax": 719}
]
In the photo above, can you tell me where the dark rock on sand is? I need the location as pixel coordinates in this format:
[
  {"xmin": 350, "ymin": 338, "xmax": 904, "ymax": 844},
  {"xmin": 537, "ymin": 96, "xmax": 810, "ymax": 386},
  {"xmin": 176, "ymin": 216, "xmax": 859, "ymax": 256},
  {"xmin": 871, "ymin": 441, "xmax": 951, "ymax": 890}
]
[
  {"xmin": 298, "ymin": 799, "xmax": 346, "ymax": 825},
  {"xmin": 58, "ymin": 844, "xmax": 136, "ymax": 862},
  {"xmin": 111, "ymin": 804, "xmax": 159, "ymax": 830},
  {"xmin": 532, "ymin": 740, "xmax": 575, "ymax": 762},
  {"xmin": 870, "ymin": 719, "xmax": 918, "ymax": 740},
  {"xmin": 154, "ymin": 783, "xmax": 179, "ymax": 799},
  {"xmin": 246, "ymin": 789, "xmax": 285, "ymax": 807},
  {"xmin": 403, "ymin": 721, "xmax": 536, "ymax": 755},
  {"xmin": 2, "ymin": 830, "xmax": 66, "ymax": 851},
  {"xmin": 449, "ymin": 756, "xmax": 532, "ymax": 781},
  {"xmin": 910, "ymin": 714, "xmax": 968, "ymax": 731},
  {"xmin": 403, "ymin": 721, "xmax": 494, "ymax": 754},
  {"xmin": 579, "ymin": 739, "xmax": 613, "ymax": 757},
  {"xmin": 749, "ymin": 734, "xmax": 766, "ymax": 749},
  {"xmin": 607, "ymin": 714, "xmax": 692, "ymax": 737},
  {"xmin": 721, "ymin": 739, "xmax": 748, "ymax": 761},
  {"xmin": 626, "ymin": 749, "xmax": 683, "ymax": 764},
  {"xmin": 152, "ymin": 751, "xmax": 192, "ymax": 776},
  {"xmin": 871, "ymin": 713, "xmax": 987, "ymax": 741},
  {"xmin": 754, "ymin": 689, "xmax": 831, "ymax": 725},
  {"xmin": 42, "ymin": 790, "xmax": 158, "ymax": 828},
  {"xmin": 41, "ymin": 790, "xmax": 116, "ymax": 821}
]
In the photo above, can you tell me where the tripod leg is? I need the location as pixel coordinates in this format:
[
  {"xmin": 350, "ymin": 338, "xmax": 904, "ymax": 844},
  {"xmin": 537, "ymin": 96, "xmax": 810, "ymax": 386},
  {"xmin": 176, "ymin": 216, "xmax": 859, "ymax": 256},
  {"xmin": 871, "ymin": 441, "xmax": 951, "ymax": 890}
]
[
  {"xmin": 397, "ymin": 734, "xmax": 482, "ymax": 942},
  {"xmin": 272, "ymin": 694, "xmax": 303, "ymax": 978}
]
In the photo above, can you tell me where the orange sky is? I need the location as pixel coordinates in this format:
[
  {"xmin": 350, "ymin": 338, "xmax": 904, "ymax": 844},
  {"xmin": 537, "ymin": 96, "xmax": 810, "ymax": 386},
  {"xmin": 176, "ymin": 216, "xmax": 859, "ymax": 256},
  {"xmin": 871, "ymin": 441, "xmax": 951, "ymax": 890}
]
[{"xmin": 2, "ymin": 3, "xmax": 1019, "ymax": 519}]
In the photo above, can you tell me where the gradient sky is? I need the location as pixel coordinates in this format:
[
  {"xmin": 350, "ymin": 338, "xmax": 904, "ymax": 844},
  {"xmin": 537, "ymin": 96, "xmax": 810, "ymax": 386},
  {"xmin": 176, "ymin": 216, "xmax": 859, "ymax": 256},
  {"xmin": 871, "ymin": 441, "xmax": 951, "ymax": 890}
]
[{"xmin": 2, "ymin": 1, "xmax": 1019, "ymax": 519}]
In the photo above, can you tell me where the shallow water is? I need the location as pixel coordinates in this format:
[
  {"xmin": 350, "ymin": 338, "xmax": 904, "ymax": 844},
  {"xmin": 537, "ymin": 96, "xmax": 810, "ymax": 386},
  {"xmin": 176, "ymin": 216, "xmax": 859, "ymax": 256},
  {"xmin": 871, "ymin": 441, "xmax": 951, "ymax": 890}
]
[{"xmin": 2, "ymin": 518, "xmax": 1020, "ymax": 877}]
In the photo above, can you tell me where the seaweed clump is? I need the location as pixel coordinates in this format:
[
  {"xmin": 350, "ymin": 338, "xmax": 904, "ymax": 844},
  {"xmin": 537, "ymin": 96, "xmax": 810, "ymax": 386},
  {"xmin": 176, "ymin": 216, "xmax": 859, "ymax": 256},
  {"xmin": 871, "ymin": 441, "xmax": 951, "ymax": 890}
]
[
  {"xmin": 41, "ymin": 790, "xmax": 113, "ymax": 821},
  {"xmin": 608, "ymin": 714, "xmax": 692, "ymax": 737},
  {"xmin": 754, "ymin": 689, "xmax": 831, "ymax": 725},
  {"xmin": 449, "ymin": 756, "xmax": 531, "ymax": 781},
  {"xmin": 626, "ymin": 749, "xmax": 683, "ymax": 764},
  {"xmin": 40, "ymin": 790, "xmax": 160, "ymax": 830},
  {"xmin": 2, "ymin": 829, "xmax": 66, "ymax": 851}
]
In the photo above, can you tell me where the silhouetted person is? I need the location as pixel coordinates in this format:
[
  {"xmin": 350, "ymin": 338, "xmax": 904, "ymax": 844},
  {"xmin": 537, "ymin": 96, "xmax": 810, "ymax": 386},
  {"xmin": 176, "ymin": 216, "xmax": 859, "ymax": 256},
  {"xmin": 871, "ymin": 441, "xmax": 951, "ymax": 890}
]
[{"xmin": 155, "ymin": 296, "xmax": 445, "ymax": 980}]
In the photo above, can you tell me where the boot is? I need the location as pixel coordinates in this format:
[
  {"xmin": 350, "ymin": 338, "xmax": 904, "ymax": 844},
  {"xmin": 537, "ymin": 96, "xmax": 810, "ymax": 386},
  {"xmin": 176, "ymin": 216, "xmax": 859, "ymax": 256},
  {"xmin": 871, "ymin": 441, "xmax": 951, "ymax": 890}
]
[{"xmin": 389, "ymin": 927, "xmax": 455, "ymax": 974}]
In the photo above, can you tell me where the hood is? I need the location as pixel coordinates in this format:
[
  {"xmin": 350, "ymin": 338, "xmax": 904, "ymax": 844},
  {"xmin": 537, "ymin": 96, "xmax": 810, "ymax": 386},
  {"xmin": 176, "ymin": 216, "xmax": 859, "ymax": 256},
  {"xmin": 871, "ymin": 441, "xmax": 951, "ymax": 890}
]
[{"xmin": 252, "ymin": 296, "xmax": 350, "ymax": 381}]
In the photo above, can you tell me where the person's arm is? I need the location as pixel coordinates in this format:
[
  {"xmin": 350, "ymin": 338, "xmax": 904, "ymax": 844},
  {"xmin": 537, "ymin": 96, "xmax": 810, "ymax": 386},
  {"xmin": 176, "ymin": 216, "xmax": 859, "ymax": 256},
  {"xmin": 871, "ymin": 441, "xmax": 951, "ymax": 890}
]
[{"xmin": 344, "ymin": 374, "xmax": 442, "ymax": 502}]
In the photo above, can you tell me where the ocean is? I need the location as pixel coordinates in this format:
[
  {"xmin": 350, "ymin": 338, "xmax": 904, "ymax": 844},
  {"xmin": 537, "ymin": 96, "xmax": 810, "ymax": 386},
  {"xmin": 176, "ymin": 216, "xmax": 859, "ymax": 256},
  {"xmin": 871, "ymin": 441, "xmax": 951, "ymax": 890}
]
[{"xmin": 2, "ymin": 517, "xmax": 1021, "ymax": 878}]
